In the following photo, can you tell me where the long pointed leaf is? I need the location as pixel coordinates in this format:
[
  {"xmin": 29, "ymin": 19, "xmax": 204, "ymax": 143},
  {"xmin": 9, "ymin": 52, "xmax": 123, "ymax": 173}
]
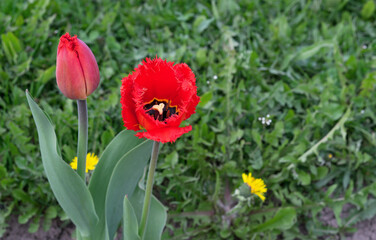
[
  {"xmin": 106, "ymin": 140, "xmax": 153, "ymax": 240},
  {"xmin": 26, "ymin": 91, "xmax": 98, "ymax": 237},
  {"xmin": 130, "ymin": 186, "xmax": 167, "ymax": 240},
  {"xmin": 123, "ymin": 196, "xmax": 141, "ymax": 240},
  {"xmin": 89, "ymin": 131, "xmax": 145, "ymax": 240}
]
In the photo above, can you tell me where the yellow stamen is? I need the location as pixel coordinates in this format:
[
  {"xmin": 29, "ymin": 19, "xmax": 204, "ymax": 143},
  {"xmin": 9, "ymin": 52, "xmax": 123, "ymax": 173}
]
[{"xmin": 152, "ymin": 103, "xmax": 165, "ymax": 115}]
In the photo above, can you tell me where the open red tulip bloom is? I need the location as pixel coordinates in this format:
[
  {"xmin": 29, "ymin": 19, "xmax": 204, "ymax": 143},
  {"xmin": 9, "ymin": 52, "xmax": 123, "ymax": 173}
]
[{"xmin": 121, "ymin": 57, "xmax": 200, "ymax": 143}]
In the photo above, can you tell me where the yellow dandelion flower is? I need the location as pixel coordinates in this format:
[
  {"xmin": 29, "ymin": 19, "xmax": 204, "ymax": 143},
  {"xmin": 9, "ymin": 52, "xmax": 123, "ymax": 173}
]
[
  {"xmin": 70, "ymin": 153, "xmax": 99, "ymax": 173},
  {"xmin": 242, "ymin": 172, "xmax": 267, "ymax": 201}
]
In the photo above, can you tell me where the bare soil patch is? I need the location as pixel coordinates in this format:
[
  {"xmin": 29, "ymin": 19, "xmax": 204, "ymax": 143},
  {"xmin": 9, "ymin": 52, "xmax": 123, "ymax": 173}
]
[{"xmin": 3, "ymin": 211, "xmax": 375, "ymax": 239}]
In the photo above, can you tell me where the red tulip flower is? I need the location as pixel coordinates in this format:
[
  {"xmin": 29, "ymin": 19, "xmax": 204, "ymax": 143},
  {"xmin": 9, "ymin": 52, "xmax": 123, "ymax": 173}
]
[
  {"xmin": 56, "ymin": 33, "xmax": 100, "ymax": 100},
  {"xmin": 120, "ymin": 57, "xmax": 200, "ymax": 143}
]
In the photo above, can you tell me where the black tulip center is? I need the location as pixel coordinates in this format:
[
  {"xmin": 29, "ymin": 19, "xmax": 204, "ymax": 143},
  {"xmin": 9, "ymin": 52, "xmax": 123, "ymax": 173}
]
[{"xmin": 144, "ymin": 99, "xmax": 178, "ymax": 121}]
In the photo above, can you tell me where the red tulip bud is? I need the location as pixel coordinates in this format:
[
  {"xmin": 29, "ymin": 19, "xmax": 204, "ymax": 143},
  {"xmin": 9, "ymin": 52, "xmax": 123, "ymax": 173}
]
[{"xmin": 56, "ymin": 33, "xmax": 100, "ymax": 100}]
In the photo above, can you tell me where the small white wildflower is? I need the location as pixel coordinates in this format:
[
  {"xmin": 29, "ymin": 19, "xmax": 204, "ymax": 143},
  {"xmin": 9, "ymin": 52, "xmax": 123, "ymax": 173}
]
[
  {"xmin": 361, "ymin": 110, "xmax": 365, "ymax": 114},
  {"xmin": 213, "ymin": 75, "xmax": 218, "ymax": 80},
  {"xmin": 206, "ymin": 81, "xmax": 210, "ymax": 84},
  {"xmin": 362, "ymin": 44, "xmax": 368, "ymax": 49},
  {"xmin": 266, "ymin": 114, "xmax": 270, "ymax": 118}
]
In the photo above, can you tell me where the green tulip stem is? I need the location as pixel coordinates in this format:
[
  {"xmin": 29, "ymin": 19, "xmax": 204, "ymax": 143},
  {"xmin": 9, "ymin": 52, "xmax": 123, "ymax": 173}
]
[
  {"xmin": 77, "ymin": 99, "xmax": 88, "ymax": 182},
  {"xmin": 139, "ymin": 141, "xmax": 160, "ymax": 238}
]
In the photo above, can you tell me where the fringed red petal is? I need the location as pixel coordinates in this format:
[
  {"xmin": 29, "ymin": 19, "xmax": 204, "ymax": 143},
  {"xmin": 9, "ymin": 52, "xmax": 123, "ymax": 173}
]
[
  {"xmin": 133, "ymin": 57, "xmax": 180, "ymax": 104},
  {"xmin": 173, "ymin": 63, "xmax": 200, "ymax": 120},
  {"xmin": 121, "ymin": 73, "xmax": 140, "ymax": 131},
  {"xmin": 135, "ymin": 126, "xmax": 193, "ymax": 143}
]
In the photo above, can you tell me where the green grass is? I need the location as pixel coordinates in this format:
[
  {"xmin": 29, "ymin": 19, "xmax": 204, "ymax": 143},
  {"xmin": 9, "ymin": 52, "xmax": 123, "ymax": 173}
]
[{"xmin": 1, "ymin": 0, "xmax": 376, "ymax": 239}]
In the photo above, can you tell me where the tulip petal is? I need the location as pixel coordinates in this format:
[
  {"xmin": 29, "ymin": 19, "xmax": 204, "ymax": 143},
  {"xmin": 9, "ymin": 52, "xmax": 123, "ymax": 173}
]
[
  {"xmin": 174, "ymin": 63, "xmax": 200, "ymax": 121},
  {"xmin": 56, "ymin": 45, "xmax": 87, "ymax": 100},
  {"xmin": 121, "ymin": 73, "xmax": 141, "ymax": 131},
  {"xmin": 135, "ymin": 125, "xmax": 192, "ymax": 143},
  {"xmin": 76, "ymin": 39, "xmax": 100, "ymax": 96},
  {"xmin": 135, "ymin": 108, "xmax": 167, "ymax": 131},
  {"xmin": 133, "ymin": 57, "xmax": 180, "ymax": 104}
]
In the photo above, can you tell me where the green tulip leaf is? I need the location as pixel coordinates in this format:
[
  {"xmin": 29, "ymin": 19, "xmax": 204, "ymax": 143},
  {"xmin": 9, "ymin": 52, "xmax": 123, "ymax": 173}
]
[
  {"xmin": 130, "ymin": 186, "xmax": 167, "ymax": 240},
  {"xmin": 88, "ymin": 130, "xmax": 146, "ymax": 240},
  {"xmin": 105, "ymin": 140, "xmax": 153, "ymax": 240},
  {"xmin": 26, "ymin": 91, "xmax": 98, "ymax": 237},
  {"xmin": 123, "ymin": 196, "xmax": 141, "ymax": 240}
]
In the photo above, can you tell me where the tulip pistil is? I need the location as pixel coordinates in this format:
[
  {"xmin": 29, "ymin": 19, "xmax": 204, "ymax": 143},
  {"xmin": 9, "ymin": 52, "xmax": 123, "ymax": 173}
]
[
  {"xmin": 144, "ymin": 98, "xmax": 178, "ymax": 121},
  {"xmin": 151, "ymin": 103, "xmax": 165, "ymax": 115}
]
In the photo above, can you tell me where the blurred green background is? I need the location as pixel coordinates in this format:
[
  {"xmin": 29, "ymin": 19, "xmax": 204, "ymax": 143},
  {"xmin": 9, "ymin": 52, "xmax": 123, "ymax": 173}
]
[{"xmin": 1, "ymin": 0, "xmax": 376, "ymax": 239}]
